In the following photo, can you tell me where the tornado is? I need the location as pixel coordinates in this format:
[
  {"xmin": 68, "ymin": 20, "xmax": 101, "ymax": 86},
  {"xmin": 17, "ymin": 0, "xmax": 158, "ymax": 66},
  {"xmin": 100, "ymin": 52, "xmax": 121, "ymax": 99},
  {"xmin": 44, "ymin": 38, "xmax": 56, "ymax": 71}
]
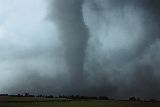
[{"xmin": 49, "ymin": 0, "xmax": 89, "ymax": 92}]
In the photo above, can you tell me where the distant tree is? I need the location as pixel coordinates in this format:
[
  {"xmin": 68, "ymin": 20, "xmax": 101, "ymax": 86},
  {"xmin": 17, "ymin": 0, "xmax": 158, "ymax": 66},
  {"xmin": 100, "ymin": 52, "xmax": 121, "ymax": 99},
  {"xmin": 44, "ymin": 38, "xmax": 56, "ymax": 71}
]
[
  {"xmin": 129, "ymin": 97, "xmax": 137, "ymax": 101},
  {"xmin": 46, "ymin": 95, "xmax": 54, "ymax": 98},
  {"xmin": 17, "ymin": 94, "xmax": 23, "ymax": 97},
  {"xmin": 149, "ymin": 99, "xmax": 157, "ymax": 102},
  {"xmin": 98, "ymin": 96, "xmax": 109, "ymax": 100},
  {"xmin": 25, "ymin": 93, "xmax": 29, "ymax": 97},
  {"xmin": 136, "ymin": 97, "xmax": 141, "ymax": 101},
  {"xmin": 0, "ymin": 94, "xmax": 8, "ymax": 96},
  {"xmin": 37, "ymin": 94, "xmax": 43, "ymax": 97}
]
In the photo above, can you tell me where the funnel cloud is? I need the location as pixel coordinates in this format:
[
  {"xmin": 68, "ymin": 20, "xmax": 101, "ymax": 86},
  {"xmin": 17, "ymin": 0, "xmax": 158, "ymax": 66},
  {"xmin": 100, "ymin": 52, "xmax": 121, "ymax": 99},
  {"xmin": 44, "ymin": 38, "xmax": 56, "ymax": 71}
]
[{"xmin": 48, "ymin": 0, "xmax": 89, "ymax": 92}]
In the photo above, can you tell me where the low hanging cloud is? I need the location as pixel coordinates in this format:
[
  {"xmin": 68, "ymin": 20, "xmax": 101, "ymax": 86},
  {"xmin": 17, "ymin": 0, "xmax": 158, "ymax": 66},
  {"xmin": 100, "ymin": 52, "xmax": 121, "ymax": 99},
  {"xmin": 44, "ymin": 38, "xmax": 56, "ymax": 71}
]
[{"xmin": 82, "ymin": 0, "xmax": 160, "ymax": 98}]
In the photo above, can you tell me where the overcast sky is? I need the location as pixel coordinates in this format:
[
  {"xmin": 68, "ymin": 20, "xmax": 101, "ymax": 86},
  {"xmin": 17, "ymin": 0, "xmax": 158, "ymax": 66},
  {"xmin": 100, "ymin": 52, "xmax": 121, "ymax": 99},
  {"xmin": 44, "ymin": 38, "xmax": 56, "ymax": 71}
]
[
  {"xmin": 0, "ymin": 0, "xmax": 64, "ymax": 92},
  {"xmin": 0, "ymin": 0, "xmax": 160, "ymax": 99}
]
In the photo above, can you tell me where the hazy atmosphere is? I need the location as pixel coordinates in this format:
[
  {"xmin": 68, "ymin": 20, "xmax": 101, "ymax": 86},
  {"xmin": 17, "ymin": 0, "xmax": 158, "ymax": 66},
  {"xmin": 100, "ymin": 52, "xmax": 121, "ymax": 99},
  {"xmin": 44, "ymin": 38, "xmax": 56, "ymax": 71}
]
[{"xmin": 0, "ymin": 0, "xmax": 160, "ymax": 99}]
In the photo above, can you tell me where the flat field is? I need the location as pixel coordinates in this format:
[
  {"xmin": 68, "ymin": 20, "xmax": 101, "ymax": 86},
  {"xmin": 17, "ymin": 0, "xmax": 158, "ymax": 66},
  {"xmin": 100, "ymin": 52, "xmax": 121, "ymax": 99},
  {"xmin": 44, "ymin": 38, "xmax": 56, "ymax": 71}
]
[{"xmin": 0, "ymin": 96, "xmax": 160, "ymax": 107}]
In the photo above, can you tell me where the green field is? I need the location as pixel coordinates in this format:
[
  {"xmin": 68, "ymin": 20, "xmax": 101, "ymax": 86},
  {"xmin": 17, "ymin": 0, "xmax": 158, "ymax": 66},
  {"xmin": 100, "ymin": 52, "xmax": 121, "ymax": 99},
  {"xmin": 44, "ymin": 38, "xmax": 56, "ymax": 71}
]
[{"xmin": 0, "ymin": 96, "xmax": 160, "ymax": 107}]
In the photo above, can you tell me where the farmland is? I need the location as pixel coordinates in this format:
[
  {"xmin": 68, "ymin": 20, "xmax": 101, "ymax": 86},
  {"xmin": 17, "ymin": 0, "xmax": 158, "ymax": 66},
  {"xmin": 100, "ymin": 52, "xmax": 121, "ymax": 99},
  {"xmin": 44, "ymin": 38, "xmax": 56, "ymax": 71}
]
[{"xmin": 0, "ymin": 96, "xmax": 160, "ymax": 107}]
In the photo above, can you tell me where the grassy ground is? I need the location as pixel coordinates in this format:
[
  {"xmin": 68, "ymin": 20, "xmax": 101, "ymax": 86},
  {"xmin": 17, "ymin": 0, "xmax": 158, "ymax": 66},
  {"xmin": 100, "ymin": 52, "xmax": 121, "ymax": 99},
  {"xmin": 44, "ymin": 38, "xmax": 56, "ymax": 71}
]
[
  {"xmin": 0, "ymin": 96, "xmax": 69, "ymax": 102},
  {"xmin": 0, "ymin": 97, "xmax": 160, "ymax": 107}
]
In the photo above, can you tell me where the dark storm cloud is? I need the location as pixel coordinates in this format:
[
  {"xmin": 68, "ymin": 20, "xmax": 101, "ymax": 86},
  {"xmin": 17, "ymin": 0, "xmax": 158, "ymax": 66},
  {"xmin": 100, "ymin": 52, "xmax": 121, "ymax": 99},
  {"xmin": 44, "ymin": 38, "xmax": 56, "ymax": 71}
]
[
  {"xmin": 6, "ymin": 0, "xmax": 160, "ymax": 99},
  {"xmin": 81, "ymin": 0, "xmax": 160, "ymax": 98}
]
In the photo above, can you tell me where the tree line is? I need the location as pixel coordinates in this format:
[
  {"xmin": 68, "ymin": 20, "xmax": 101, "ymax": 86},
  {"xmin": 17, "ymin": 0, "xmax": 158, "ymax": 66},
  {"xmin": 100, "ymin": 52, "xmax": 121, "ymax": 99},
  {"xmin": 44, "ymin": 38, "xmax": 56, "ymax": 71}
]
[{"xmin": 0, "ymin": 93, "xmax": 158, "ymax": 102}]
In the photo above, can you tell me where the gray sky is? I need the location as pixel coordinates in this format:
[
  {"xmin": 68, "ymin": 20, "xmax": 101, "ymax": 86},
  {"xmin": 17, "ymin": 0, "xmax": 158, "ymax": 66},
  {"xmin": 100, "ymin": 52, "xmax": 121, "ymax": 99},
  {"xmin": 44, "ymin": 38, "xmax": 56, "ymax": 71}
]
[
  {"xmin": 1, "ymin": 0, "xmax": 160, "ymax": 99},
  {"xmin": 0, "ymin": 0, "xmax": 64, "ymax": 93}
]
